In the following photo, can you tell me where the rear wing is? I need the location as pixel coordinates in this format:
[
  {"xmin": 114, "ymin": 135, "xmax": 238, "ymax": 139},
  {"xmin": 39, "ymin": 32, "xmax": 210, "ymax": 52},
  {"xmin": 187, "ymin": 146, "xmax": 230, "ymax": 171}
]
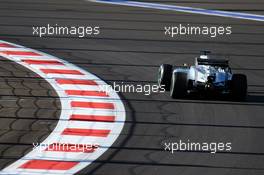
[{"xmin": 196, "ymin": 58, "xmax": 229, "ymax": 67}]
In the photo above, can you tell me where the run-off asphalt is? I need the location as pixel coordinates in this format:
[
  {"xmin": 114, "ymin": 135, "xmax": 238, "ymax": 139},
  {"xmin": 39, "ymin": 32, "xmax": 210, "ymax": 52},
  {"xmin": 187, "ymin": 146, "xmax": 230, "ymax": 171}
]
[{"xmin": 0, "ymin": 0, "xmax": 264, "ymax": 174}]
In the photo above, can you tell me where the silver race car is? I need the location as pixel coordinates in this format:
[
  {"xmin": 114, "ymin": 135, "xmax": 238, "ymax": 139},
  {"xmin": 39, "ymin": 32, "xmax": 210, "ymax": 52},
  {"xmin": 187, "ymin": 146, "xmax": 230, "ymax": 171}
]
[{"xmin": 158, "ymin": 51, "xmax": 247, "ymax": 100}]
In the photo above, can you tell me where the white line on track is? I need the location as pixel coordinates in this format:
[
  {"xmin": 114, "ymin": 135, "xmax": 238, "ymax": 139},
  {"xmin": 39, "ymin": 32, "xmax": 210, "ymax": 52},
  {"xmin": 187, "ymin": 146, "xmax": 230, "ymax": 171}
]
[{"xmin": 88, "ymin": 0, "xmax": 264, "ymax": 22}]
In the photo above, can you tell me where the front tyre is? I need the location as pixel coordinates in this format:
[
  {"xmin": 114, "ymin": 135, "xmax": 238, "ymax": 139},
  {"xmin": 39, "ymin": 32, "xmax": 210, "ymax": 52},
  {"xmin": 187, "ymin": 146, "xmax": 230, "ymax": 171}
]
[
  {"xmin": 231, "ymin": 74, "xmax": 247, "ymax": 101},
  {"xmin": 170, "ymin": 72, "xmax": 188, "ymax": 99},
  {"xmin": 158, "ymin": 64, "xmax": 172, "ymax": 91}
]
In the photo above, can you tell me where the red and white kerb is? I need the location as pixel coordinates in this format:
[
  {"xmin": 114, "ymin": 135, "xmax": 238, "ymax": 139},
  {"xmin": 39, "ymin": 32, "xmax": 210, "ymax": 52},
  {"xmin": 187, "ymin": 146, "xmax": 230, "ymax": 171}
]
[{"xmin": 0, "ymin": 40, "xmax": 126, "ymax": 175}]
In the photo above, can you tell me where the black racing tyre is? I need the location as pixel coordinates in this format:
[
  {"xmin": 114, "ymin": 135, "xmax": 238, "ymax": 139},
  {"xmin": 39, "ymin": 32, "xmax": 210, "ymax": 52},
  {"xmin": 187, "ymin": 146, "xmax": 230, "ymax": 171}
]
[
  {"xmin": 231, "ymin": 74, "xmax": 247, "ymax": 100},
  {"xmin": 158, "ymin": 64, "xmax": 173, "ymax": 91},
  {"xmin": 170, "ymin": 72, "xmax": 188, "ymax": 99}
]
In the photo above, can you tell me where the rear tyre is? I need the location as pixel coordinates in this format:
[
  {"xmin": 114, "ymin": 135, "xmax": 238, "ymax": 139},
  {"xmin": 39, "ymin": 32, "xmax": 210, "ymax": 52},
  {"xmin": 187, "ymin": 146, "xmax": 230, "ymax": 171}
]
[
  {"xmin": 158, "ymin": 64, "xmax": 173, "ymax": 91},
  {"xmin": 231, "ymin": 74, "xmax": 247, "ymax": 101},
  {"xmin": 170, "ymin": 72, "xmax": 188, "ymax": 99}
]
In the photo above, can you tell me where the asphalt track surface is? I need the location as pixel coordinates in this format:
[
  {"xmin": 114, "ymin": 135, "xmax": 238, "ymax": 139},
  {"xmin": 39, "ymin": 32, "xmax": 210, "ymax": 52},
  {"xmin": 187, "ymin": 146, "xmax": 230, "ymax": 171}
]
[
  {"xmin": 0, "ymin": 0, "xmax": 264, "ymax": 174},
  {"xmin": 0, "ymin": 56, "xmax": 60, "ymax": 169}
]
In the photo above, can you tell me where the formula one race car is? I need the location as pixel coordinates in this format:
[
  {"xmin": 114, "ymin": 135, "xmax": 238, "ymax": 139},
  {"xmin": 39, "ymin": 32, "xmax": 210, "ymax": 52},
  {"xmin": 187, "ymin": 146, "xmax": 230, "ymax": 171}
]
[{"xmin": 158, "ymin": 51, "xmax": 247, "ymax": 100}]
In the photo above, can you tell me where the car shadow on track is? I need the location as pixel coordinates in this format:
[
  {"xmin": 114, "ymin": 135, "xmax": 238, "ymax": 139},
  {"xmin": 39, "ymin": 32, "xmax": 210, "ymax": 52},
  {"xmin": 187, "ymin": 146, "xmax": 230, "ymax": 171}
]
[
  {"xmin": 180, "ymin": 95, "xmax": 264, "ymax": 107},
  {"xmin": 174, "ymin": 93, "xmax": 264, "ymax": 106},
  {"xmin": 123, "ymin": 92, "xmax": 264, "ymax": 106},
  {"xmin": 246, "ymin": 94, "xmax": 264, "ymax": 103}
]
